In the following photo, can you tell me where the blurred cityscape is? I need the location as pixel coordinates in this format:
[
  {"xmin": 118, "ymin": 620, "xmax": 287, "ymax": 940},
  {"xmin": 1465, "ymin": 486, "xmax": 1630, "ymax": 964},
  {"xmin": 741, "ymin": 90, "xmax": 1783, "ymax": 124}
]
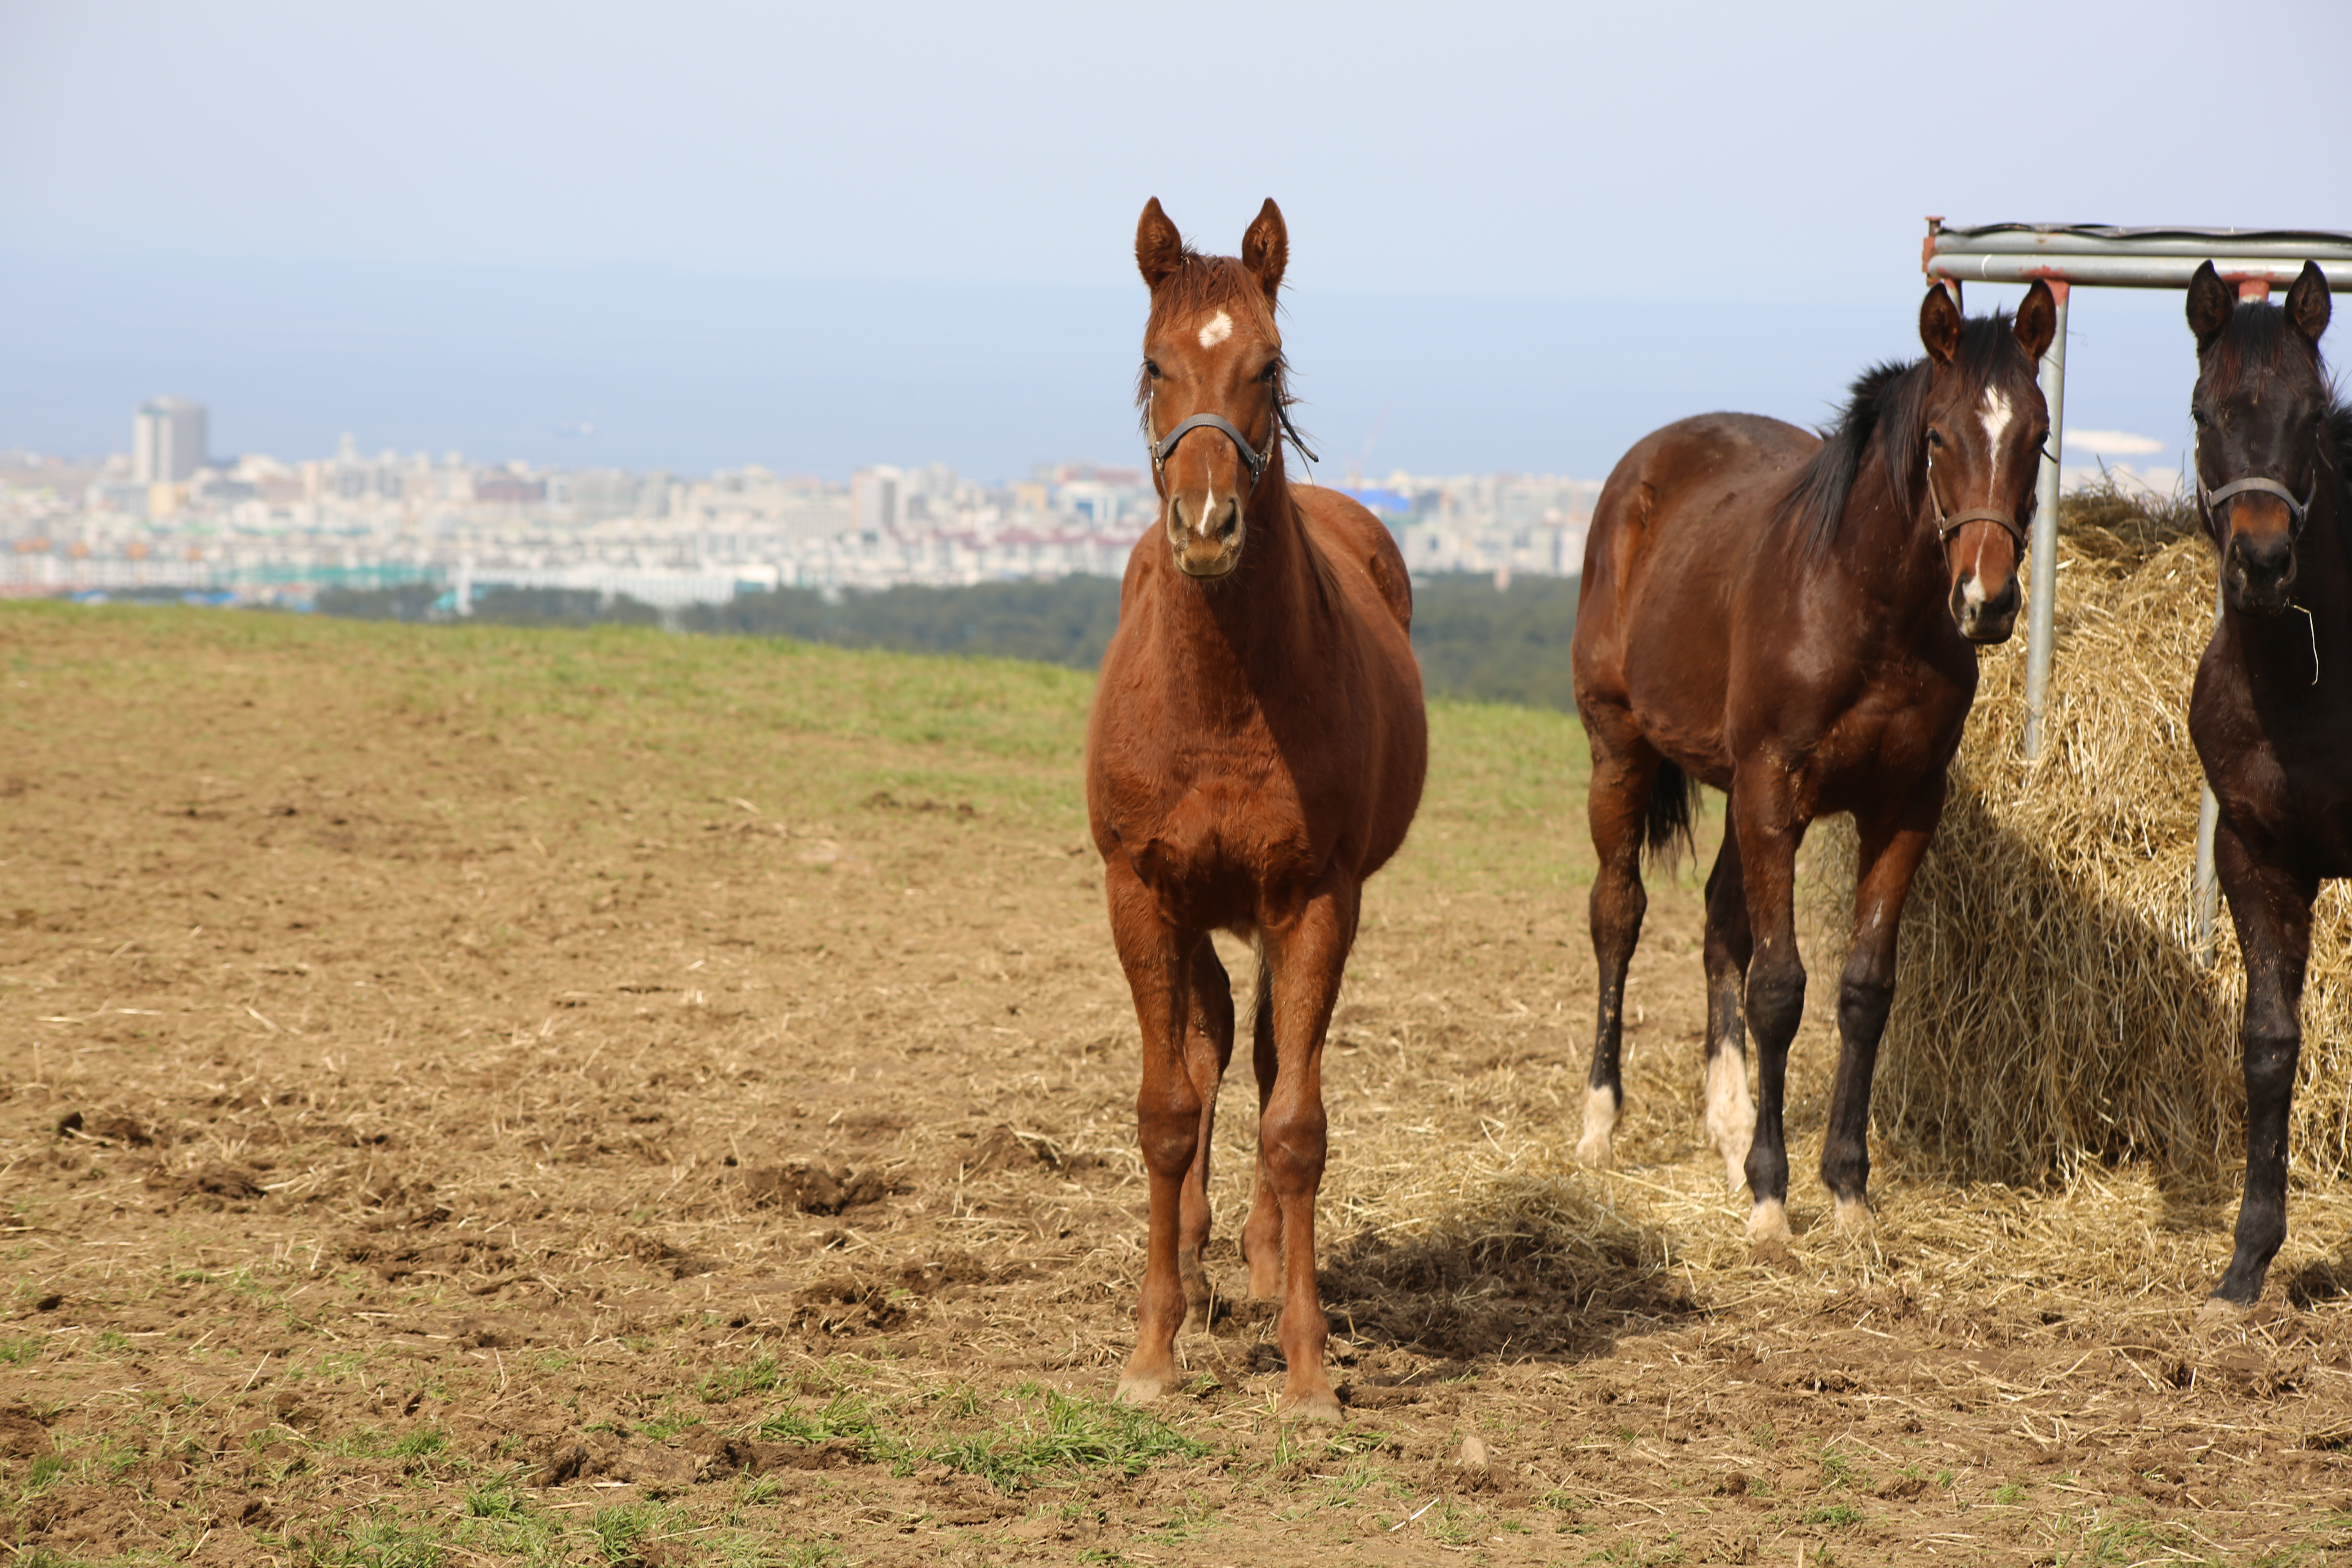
[{"xmin": 0, "ymin": 399, "xmax": 1603, "ymax": 608}]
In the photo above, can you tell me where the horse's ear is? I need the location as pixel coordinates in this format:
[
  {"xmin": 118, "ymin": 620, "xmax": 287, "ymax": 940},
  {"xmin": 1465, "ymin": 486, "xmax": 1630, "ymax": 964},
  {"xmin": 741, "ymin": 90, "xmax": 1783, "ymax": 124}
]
[
  {"xmin": 1241, "ymin": 198, "xmax": 1287, "ymax": 301},
  {"xmin": 1919, "ymin": 284, "xmax": 1962, "ymax": 366},
  {"xmin": 1137, "ymin": 198, "xmax": 1185, "ymax": 292},
  {"xmin": 2187, "ymin": 261, "xmax": 2234, "ymax": 352},
  {"xmin": 2013, "ymin": 278, "xmax": 2057, "ymax": 363},
  {"xmin": 2286, "ymin": 260, "xmax": 2332, "ymax": 346}
]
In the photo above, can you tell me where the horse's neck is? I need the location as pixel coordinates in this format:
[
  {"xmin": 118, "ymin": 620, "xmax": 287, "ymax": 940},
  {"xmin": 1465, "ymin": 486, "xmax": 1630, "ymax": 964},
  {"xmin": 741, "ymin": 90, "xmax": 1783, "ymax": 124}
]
[
  {"xmin": 1149, "ymin": 475, "xmax": 1319, "ymax": 703},
  {"xmin": 1833, "ymin": 446, "xmax": 1949, "ymax": 626},
  {"xmin": 2226, "ymin": 480, "xmax": 2352, "ymax": 693}
]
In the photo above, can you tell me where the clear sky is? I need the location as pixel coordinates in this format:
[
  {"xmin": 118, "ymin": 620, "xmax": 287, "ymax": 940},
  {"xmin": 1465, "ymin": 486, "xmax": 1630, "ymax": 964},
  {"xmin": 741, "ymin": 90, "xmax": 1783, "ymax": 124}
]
[{"xmin": 3, "ymin": 0, "xmax": 2345, "ymax": 481}]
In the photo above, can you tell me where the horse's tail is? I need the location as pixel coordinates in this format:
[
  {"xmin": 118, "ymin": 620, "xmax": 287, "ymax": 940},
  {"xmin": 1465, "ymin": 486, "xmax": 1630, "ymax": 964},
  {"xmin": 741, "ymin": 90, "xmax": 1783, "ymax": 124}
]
[{"xmin": 1644, "ymin": 760, "xmax": 1698, "ymax": 869}]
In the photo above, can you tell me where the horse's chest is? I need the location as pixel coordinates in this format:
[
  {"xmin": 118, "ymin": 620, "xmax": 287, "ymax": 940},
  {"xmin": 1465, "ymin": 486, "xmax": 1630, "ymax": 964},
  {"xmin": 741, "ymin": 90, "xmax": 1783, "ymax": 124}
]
[{"xmin": 1103, "ymin": 758, "xmax": 1317, "ymax": 886}]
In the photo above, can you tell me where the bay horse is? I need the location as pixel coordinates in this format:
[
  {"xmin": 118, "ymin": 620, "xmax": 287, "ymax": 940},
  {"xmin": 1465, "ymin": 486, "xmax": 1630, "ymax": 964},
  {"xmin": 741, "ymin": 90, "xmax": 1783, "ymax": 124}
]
[
  {"xmin": 1572, "ymin": 281, "xmax": 2057, "ymax": 1246},
  {"xmin": 1085, "ymin": 198, "xmax": 1425, "ymax": 1418},
  {"xmin": 2182, "ymin": 260, "xmax": 2344, "ymax": 1305}
]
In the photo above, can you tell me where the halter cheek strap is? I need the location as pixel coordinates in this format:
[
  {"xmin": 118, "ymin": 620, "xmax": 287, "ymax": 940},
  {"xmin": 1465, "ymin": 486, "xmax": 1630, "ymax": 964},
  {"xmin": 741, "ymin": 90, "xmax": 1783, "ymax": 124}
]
[
  {"xmin": 2201, "ymin": 474, "xmax": 2317, "ymax": 533},
  {"xmin": 1925, "ymin": 449, "xmax": 2029, "ymax": 556}
]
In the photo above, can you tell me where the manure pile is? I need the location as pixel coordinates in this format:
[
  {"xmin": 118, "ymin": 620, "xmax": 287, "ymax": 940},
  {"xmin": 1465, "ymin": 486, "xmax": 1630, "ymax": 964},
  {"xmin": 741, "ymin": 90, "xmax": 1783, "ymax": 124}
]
[{"xmin": 1822, "ymin": 485, "xmax": 2352, "ymax": 1184}]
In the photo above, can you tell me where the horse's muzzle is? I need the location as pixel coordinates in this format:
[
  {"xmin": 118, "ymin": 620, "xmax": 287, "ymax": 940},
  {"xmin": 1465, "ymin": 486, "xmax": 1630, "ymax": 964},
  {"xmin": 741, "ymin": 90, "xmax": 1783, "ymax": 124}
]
[
  {"xmin": 1167, "ymin": 494, "xmax": 1243, "ymax": 577},
  {"xmin": 2225, "ymin": 532, "xmax": 2298, "ymax": 616},
  {"xmin": 1951, "ymin": 572, "xmax": 2019, "ymax": 644}
]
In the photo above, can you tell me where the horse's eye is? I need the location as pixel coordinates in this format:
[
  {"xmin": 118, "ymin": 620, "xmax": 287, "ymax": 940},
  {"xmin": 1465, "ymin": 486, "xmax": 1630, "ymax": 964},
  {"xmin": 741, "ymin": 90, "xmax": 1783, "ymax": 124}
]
[
  {"xmin": 1145, "ymin": 360, "xmax": 1162, "ymax": 379},
  {"xmin": 1926, "ymin": 426, "xmax": 1944, "ymax": 448},
  {"xmin": 1259, "ymin": 363, "xmax": 1279, "ymax": 384},
  {"xmin": 2191, "ymin": 408, "xmax": 2207, "ymax": 428}
]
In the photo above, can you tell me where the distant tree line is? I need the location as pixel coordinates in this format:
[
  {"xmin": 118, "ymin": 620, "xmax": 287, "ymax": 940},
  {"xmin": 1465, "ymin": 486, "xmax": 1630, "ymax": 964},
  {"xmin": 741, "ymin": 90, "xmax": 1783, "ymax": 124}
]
[{"xmin": 314, "ymin": 573, "xmax": 1581, "ymax": 712}]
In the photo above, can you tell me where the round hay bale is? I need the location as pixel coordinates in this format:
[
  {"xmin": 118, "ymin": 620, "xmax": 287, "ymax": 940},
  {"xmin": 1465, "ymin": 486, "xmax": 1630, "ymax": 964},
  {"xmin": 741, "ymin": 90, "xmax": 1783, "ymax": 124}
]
[{"xmin": 1814, "ymin": 482, "xmax": 2352, "ymax": 1184}]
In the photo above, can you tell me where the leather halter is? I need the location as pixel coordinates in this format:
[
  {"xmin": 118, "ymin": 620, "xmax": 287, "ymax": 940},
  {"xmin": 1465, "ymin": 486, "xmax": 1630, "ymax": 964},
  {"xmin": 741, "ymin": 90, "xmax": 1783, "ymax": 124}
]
[
  {"xmin": 2200, "ymin": 474, "xmax": 2317, "ymax": 535},
  {"xmin": 1145, "ymin": 383, "xmax": 1319, "ymax": 486},
  {"xmin": 1924, "ymin": 448, "xmax": 2029, "ymax": 556}
]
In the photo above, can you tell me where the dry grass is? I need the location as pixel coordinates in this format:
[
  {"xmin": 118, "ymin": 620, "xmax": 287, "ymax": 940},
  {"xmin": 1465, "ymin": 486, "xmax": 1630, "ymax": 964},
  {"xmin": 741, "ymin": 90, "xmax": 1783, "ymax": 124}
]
[{"xmin": 1816, "ymin": 479, "xmax": 2352, "ymax": 1186}]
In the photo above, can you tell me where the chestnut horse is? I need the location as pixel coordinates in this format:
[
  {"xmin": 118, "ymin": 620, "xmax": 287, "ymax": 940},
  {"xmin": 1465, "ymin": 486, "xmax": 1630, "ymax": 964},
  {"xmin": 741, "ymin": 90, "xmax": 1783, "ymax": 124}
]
[
  {"xmin": 2182, "ymin": 260, "xmax": 2344, "ymax": 1305},
  {"xmin": 1085, "ymin": 198, "xmax": 1425, "ymax": 1419},
  {"xmin": 1572, "ymin": 281, "xmax": 2057, "ymax": 1245}
]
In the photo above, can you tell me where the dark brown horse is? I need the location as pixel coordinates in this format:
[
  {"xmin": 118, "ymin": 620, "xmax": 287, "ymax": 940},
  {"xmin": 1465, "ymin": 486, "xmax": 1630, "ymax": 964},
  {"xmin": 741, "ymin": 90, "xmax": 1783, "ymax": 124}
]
[
  {"xmin": 1085, "ymin": 198, "xmax": 1426, "ymax": 1418},
  {"xmin": 2183, "ymin": 260, "xmax": 2344, "ymax": 1305},
  {"xmin": 1572, "ymin": 281, "xmax": 2057, "ymax": 1245}
]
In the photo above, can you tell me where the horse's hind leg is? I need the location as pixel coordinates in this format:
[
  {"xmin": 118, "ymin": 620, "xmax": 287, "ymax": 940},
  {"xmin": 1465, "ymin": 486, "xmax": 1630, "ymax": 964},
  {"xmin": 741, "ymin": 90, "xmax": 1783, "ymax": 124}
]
[
  {"xmin": 1701, "ymin": 822, "xmax": 1757, "ymax": 1192},
  {"xmin": 1178, "ymin": 940, "xmax": 1236, "ymax": 1331},
  {"xmin": 1579, "ymin": 721, "xmax": 1658, "ymax": 1167},
  {"xmin": 2211, "ymin": 823, "xmax": 2314, "ymax": 1305},
  {"xmin": 1240, "ymin": 950, "xmax": 1282, "ymax": 1302},
  {"xmin": 1818, "ymin": 795, "xmax": 1940, "ymax": 1240}
]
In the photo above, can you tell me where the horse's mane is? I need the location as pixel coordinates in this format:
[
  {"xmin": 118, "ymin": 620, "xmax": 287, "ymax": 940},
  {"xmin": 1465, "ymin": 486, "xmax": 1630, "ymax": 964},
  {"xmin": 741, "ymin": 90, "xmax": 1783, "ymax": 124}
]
[{"xmin": 1778, "ymin": 312, "xmax": 2031, "ymax": 558}]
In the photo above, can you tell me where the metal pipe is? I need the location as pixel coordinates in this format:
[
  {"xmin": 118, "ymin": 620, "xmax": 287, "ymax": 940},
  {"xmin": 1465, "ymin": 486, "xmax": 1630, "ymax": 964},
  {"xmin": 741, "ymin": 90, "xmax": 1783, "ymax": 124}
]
[
  {"xmin": 2021, "ymin": 282, "xmax": 2069, "ymax": 762},
  {"xmin": 1934, "ymin": 232, "xmax": 2352, "ymax": 262},
  {"xmin": 1926, "ymin": 253, "xmax": 2352, "ymax": 290}
]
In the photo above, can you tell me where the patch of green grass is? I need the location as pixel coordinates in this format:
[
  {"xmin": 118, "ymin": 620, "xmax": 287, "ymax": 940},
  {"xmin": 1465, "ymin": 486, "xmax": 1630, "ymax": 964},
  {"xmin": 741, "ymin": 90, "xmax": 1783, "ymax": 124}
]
[
  {"xmin": 389, "ymin": 1427, "xmax": 447, "ymax": 1459},
  {"xmin": 0, "ymin": 1336, "xmax": 42, "ymax": 1366},
  {"xmin": 699, "ymin": 1350, "xmax": 787, "ymax": 1403},
  {"xmin": 1992, "ymin": 1481, "xmax": 2029, "ymax": 1505},
  {"xmin": 94, "ymin": 1329, "xmax": 130, "ymax": 1354},
  {"xmin": 296, "ymin": 1510, "xmax": 447, "ymax": 1568},
  {"xmin": 638, "ymin": 1411, "xmax": 702, "ymax": 1442},
  {"xmin": 925, "ymin": 1390, "xmax": 1208, "ymax": 1494},
  {"xmin": 758, "ymin": 1390, "xmax": 893, "ymax": 1455},
  {"xmin": 1802, "ymin": 1501, "xmax": 1863, "ymax": 1526},
  {"xmin": 24, "ymin": 1452, "xmax": 69, "ymax": 1492},
  {"xmin": 463, "ymin": 1482, "xmax": 526, "ymax": 1520},
  {"xmin": 588, "ymin": 1498, "xmax": 686, "ymax": 1564}
]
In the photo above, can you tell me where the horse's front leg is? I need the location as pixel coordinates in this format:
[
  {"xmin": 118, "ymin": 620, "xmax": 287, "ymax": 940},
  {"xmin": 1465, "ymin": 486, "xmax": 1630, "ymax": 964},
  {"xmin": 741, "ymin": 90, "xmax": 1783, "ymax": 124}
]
[
  {"xmin": 1252, "ymin": 874, "xmax": 1361, "ymax": 1421},
  {"xmin": 2212, "ymin": 821, "xmax": 2314, "ymax": 1306},
  {"xmin": 1105, "ymin": 859, "xmax": 1201, "ymax": 1404},
  {"xmin": 1818, "ymin": 787, "xmax": 1943, "ymax": 1239},
  {"xmin": 1176, "ymin": 940, "xmax": 1236, "ymax": 1331},
  {"xmin": 1731, "ymin": 777, "xmax": 1806, "ymax": 1248}
]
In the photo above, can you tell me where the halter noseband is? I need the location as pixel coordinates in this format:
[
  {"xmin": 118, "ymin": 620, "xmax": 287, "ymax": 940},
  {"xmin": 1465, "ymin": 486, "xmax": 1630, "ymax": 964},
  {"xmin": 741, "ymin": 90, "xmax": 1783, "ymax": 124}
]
[
  {"xmin": 1145, "ymin": 383, "xmax": 1319, "ymax": 486},
  {"xmin": 1925, "ymin": 447, "xmax": 2030, "ymax": 556},
  {"xmin": 2200, "ymin": 474, "xmax": 2318, "ymax": 535}
]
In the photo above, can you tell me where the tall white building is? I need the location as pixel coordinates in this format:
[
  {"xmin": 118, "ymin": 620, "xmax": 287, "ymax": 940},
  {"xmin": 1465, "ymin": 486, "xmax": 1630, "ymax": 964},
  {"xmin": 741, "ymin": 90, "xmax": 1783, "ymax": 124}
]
[{"xmin": 133, "ymin": 398, "xmax": 209, "ymax": 483}]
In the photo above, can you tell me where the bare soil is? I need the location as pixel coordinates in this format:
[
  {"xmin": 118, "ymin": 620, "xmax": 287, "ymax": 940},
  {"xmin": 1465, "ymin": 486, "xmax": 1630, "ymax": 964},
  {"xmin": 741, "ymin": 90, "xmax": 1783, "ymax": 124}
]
[{"xmin": 3, "ymin": 605, "xmax": 2350, "ymax": 1567}]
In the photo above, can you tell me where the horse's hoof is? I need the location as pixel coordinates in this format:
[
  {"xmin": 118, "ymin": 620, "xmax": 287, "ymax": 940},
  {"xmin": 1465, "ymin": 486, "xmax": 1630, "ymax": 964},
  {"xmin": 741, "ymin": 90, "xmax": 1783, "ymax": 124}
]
[
  {"xmin": 1747, "ymin": 1197, "xmax": 1791, "ymax": 1246},
  {"xmin": 1831, "ymin": 1196, "xmax": 1875, "ymax": 1241},
  {"xmin": 2198, "ymin": 1292, "xmax": 2255, "ymax": 1323},
  {"xmin": 1115, "ymin": 1357, "xmax": 1176, "ymax": 1405},
  {"xmin": 1280, "ymin": 1384, "xmax": 1343, "ymax": 1423}
]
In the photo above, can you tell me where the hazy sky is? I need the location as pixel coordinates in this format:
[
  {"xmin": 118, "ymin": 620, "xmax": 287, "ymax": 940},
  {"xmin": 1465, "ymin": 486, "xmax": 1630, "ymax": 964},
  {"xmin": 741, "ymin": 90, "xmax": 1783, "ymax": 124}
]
[{"xmin": 3, "ymin": 0, "xmax": 2346, "ymax": 480}]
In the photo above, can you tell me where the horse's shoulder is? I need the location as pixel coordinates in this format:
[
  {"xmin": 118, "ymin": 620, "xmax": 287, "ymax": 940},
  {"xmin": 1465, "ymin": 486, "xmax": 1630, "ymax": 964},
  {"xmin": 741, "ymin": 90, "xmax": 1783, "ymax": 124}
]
[{"xmin": 1293, "ymin": 486, "xmax": 1414, "ymax": 632}]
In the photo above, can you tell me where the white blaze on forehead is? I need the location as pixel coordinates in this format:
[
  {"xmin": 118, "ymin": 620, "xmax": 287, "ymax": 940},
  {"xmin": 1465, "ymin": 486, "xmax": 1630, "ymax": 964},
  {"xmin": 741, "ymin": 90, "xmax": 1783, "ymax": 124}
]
[
  {"xmin": 1980, "ymin": 386, "xmax": 2016, "ymax": 488},
  {"xmin": 1197, "ymin": 310, "xmax": 1233, "ymax": 349}
]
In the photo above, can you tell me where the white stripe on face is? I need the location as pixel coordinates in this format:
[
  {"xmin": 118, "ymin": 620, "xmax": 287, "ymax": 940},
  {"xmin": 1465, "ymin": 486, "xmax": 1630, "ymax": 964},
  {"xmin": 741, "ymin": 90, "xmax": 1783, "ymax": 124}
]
[
  {"xmin": 1198, "ymin": 310, "xmax": 1233, "ymax": 349},
  {"xmin": 1980, "ymin": 387, "xmax": 2015, "ymax": 489}
]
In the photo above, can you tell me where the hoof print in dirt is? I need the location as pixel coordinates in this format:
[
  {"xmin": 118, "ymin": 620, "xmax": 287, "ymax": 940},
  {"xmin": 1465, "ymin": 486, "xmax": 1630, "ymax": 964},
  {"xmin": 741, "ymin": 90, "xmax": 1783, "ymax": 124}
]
[
  {"xmin": 0, "ymin": 1408, "xmax": 55, "ymax": 1460},
  {"xmin": 143, "ymin": 1162, "xmax": 267, "ymax": 1207},
  {"xmin": 56, "ymin": 1109, "xmax": 158, "ymax": 1146},
  {"xmin": 623, "ymin": 1231, "xmax": 715, "ymax": 1279},
  {"xmin": 957, "ymin": 1124, "xmax": 1098, "ymax": 1178},
  {"xmin": 745, "ymin": 1160, "xmax": 892, "ymax": 1214},
  {"xmin": 794, "ymin": 1275, "xmax": 911, "ymax": 1335}
]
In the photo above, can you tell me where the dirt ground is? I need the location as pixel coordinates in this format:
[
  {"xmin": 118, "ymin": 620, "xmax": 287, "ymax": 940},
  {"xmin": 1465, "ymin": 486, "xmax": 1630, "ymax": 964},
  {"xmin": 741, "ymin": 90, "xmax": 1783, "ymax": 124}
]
[{"xmin": 4, "ymin": 604, "xmax": 2351, "ymax": 1568}]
